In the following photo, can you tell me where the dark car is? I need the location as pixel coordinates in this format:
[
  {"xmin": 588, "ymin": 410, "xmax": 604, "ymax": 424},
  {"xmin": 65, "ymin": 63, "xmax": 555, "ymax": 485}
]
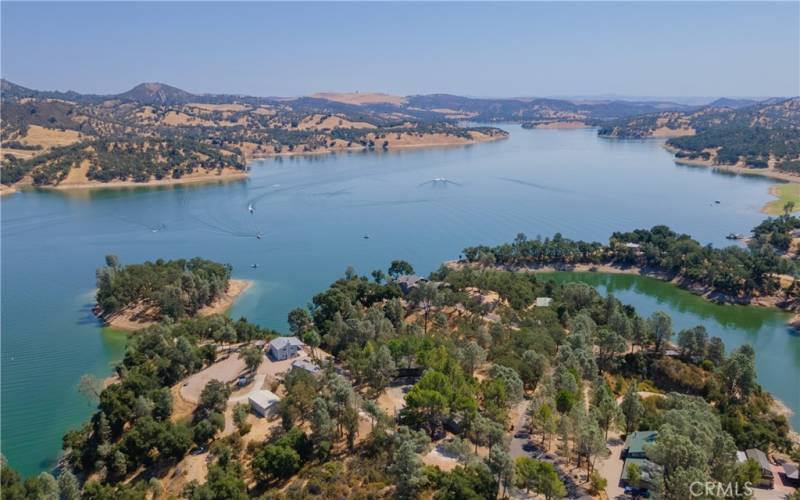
[
  {"xmin": 522, "ymin": 442, "xmax": 537, "ymax": 452},
  {"xmin": 513, "ymin": 430, "xmax": 530, "ymax": 439}
]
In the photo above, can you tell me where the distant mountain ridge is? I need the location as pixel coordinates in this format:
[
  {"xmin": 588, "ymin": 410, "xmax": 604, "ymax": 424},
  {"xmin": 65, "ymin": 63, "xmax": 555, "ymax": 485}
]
[{"xmin": 6, "ymin": 79, "xmax": 785, "ymax": 123}]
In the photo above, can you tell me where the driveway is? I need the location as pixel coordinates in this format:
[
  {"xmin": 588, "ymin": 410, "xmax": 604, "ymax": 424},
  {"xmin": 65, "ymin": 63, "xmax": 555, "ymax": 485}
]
[
  {"xmin": 180, "ymin": 354, "xmax": 246, "ymax": 403},
  {"xmin": 596, "ymin": 432, "xmax": 626, "ymax": 500}
]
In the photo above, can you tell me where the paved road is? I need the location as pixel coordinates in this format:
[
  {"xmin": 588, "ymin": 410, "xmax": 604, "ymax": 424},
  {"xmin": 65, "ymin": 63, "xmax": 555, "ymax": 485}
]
[{"xmin": 507, "ymin": 400, "xmax": 591, "ymax": 500}]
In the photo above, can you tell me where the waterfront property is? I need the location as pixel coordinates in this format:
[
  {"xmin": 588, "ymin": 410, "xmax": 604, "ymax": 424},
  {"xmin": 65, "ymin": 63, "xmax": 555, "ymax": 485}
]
[
  {"xmin": 248, "ymin": 389, "xmax": 280, "ymax": 417},
  {"xmin": 268, "ymin": 336, "xmax": 304, "ymax": 361},
  {"xmin": 394, "ymin": 275, "xmax": 426, "ymax": 294},
  {"xmin": 745, "ymin": 448, "xmax": 774, "ymax": 488},
  {"xmin": 2, "ymin": 126, "xmax": 799, "ymax": 476}
]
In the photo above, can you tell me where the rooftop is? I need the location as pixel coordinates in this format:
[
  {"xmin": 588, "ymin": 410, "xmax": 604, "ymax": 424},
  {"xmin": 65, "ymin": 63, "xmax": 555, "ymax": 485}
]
[
  {"xmin": 248, "ymin": 389, "xmax": 280, "ymax": 408},
  {"xmin": 395, "ymin": 275, "xmax": 425, "ymax": 286},
  {"xmin": 292, "ymin": 359, "xmax": 320, "ymax": 373},
  {"xmin": 621, "ymin": 457, "xmax": 662, "ymax": 482},
  {"xmin": 535, "ymin": 297, "xmax": 553, "ymax": 307},
  {"xmin": 269, "ymin": 336, "xmax": 304, "ymax": 350},
  {"xmin": 745, "ymin": 449, "xmax": 771, "ymax": 472},
  {"xmin": 624, "ymin": 430, "xmax": 658, "ymax": 456}
]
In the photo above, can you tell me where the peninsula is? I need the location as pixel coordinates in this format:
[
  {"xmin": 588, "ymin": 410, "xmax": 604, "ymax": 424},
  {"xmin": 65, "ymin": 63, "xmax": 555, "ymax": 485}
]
[{"xmin": 4, "ymin": 252, "xmax": 796, "ymax": 499}]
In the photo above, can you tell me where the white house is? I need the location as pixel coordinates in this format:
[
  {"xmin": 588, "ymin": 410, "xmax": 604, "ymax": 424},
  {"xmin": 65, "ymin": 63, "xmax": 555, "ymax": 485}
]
[
  {"xmin": 268, "ymin": 336, "xmax": 304, "ymax": 360},
  {"xmin": 535, "ymin": 297, "xmax": 553, "ymax": 307},
  {"xmin": 248, "ymin": 390, "xmax": 280, "ymax": 417}
]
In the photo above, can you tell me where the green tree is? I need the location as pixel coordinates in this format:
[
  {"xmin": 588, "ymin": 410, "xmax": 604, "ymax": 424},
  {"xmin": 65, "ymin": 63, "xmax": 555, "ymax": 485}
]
[
  {"xmin": 620, "ymin": 383, "xmax": 644, "ymax": 433},
  {"xmin": 388, "ymin": 260, "xmax": 414, "ymax": 279},
  {"xmin": 197, "ymin": 380, "xmax": 231, "ymax": 418},
  {"xmin": 252, "ymin": 444, "xmax": 300, "ymax": 480},
  {"xmin": 486, "ymin": 445, "xmax": 514, "ymax": 498},
  {"xmin": 388, "ymin": 439, "xmax": 426, "ymax": 499},
  {"xmin": 648, "ymin": 311, "xmax": 672, "ymax": 354},
  {"xmin": 287, "ymin": 308, "xmax": 312, "ymax": 335},
  {"xmin": 626, "ymin": 462, "xmax": 642, "ymax": 489},
  {"xmin": 58, "ymin": 470, "xmax": 81, "ymax": 500},
  {"xmin": 233, "ymin": 403, "xmax": 251, "ymax": 435},
  {"xmin": 240, "ymin": 346, "xmax": 263, "ymax": 374},
  {"xmin": 365, "ymin": 344, "xmax": 397, "ymax": 394}
]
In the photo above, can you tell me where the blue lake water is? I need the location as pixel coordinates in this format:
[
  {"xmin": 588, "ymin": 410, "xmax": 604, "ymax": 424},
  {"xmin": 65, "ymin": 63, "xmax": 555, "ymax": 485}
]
[{"xmin": 2, "ymin": 125, "xmax": 797, "ymax": 475}]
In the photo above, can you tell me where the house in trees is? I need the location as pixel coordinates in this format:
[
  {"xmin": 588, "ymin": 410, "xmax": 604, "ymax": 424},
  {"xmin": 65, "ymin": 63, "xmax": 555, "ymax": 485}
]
[
  {"xmin": 268, "ymin": 336, "xmax": 304, "ymax": 360},
  {"xmin": 291, "ymin": 358, "xmax": 320, "ymax": 375},
  {"xmin": 394, "ymin": 275, "xmax": 426, "ymax": 294},
  {"xmin": 621, "ymin": 431, "xmax": 661, "ymax": 490},
  {"xmin": 535, "ymin": 297, "xmax": 553, "ymax": 307},
  {"xmin": 622, "ymin": 431, "xmax": 657, "ymax": 459},
  {"xmin": 745, "ymin": 449, "xmax": 774, "ymax": 488},
  {"xmin": 248, "ymin": 390, "xmax": 280, "ymax": 417},
  {"xmin": 782, "ymin": 463, "xmax": 799, "ymax": 487}
]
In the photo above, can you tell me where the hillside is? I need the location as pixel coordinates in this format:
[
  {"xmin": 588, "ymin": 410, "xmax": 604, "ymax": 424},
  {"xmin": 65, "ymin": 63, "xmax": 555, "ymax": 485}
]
[
  {"xmin": 598, "ymin": 98, "xmax": 800, "ymax": 174},
  {"xmin": 0, "ymin": 81, "xmax": 507, "ymax": 188},
  {"xmin": 404, "ymin": 94, "xmax": 695, "ymax": 125}
]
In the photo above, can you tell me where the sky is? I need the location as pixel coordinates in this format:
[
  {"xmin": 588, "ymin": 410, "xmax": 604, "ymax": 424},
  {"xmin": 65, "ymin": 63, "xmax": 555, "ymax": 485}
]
[{"xmin": 1, "ymin": 2, "xmax": 798, "ymax": 99}]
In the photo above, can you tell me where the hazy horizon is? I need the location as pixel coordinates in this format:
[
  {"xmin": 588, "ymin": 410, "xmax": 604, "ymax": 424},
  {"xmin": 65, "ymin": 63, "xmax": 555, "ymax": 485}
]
[{"xmin": 2, "ymin": 2, "xmax": 798, "ymax": 98}]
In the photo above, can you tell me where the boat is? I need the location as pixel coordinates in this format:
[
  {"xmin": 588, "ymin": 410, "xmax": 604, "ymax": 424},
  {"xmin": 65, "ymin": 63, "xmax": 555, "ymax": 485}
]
[
  {"xmin": 248, "ymin": 204, "xmax": 254, "ymax": 214},
  {"xmin": 250, "ymin": 264, "xmax": 258, "ymax": 269}
]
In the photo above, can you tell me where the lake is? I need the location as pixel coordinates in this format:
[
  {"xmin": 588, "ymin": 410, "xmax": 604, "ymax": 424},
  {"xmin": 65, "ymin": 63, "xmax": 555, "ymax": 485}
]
[{"xmin": 2, "ymin": 125, "xmax": 797, "ymax": 476}]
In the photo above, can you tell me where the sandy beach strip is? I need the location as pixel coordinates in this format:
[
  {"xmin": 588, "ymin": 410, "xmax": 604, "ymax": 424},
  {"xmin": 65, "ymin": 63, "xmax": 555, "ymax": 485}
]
[{"xmin": 103, "ymin": 279, "xmax": 252, "ymax": 332}]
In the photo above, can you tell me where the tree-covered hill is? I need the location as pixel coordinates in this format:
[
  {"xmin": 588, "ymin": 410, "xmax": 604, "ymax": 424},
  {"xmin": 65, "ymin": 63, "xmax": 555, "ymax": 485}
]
[{"xmin": 0, "ymin": 81, "xmax": 508, "ymax": 187}]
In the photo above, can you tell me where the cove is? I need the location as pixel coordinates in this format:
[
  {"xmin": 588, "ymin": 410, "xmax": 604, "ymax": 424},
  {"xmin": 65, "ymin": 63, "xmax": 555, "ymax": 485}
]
[
  {"xmin": 540, "ymin": 271, "xmax": 799, "ymax": 430},
  {"xmin": 1, "ymin": 125, "xmax": 797, "ymax": 475}
]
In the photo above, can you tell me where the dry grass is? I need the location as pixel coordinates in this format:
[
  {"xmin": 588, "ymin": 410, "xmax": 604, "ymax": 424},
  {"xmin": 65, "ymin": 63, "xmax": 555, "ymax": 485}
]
[
  {"xmin": 312, "ymin": 92, "xmax": 407, "ymax": 106},
  {"xmin": 296, "ymin": 114, "xmax": 375, "ymax": 130},
  {"xmin": 19, "ymin": 124, "xmax": 83, "ymax": 148}
]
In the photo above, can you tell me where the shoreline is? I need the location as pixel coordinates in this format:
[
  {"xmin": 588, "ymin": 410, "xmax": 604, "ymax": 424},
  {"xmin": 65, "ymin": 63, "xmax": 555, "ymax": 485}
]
[
  {"xmin": 248, "ymin": 132, "xmax": 508, "ymax": 159},
  {"xmin": 664, "ymin": 144, "xmax": 800, "ymax": 184},
  {"xmin": 101, "ymin": 279, "xmax": 252, "ymax": 332},
  {"xmin": 41, "ymin": 170, "xmax": 249, "ymax": 193},
  {"xmin": 4, "ymin": 134, "xmax": 507, "ymax": 192},
  {"xmin": 446, "ymin": 260, "xmax": 794, "ymax": 315}
]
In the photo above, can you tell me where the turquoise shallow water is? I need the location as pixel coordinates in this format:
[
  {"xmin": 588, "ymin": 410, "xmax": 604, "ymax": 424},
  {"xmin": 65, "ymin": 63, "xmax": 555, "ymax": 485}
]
[{"xmin": 2, "ymin": 125, "xmax": 797, "ymax": 475}]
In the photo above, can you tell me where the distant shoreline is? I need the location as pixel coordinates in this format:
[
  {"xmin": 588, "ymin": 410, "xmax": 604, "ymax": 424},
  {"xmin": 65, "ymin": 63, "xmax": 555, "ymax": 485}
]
[
  {"xmin": 100, "ymin": 279, "xmax": 252, "ymax": 332},
  {"xmin": 3, "ymin": 134, "xmax": 507, "ymax": 194},
  {"xmin": 663, "ymin": 144, "xmax": 800, "ymax": 184},
  {"xmin": 446, "ymin": 260, "xmax": 794, "ymax": 314},
  {"xmin": 248, "ymin": 131, "xmax": 508, "ymax": 160}
]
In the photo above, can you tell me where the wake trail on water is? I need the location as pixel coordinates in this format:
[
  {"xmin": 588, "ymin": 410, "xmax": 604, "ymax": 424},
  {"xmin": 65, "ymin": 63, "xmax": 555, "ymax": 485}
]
[{"xmin": 496, "ymin": 176, "xmax": 572, "ymax": 194}]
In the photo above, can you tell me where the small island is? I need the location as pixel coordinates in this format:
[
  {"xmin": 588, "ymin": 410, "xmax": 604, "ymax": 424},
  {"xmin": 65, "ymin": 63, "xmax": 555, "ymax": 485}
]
[{"xmin": 94, "ymin": 255, "xmax": 250, "ymax": 331}]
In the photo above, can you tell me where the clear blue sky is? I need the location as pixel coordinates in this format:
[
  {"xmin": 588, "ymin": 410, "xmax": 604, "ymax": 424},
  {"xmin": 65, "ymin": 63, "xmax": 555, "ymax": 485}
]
[{"xmin": 2, "ymin": 2, "xmax": 798, "ymax": 98}]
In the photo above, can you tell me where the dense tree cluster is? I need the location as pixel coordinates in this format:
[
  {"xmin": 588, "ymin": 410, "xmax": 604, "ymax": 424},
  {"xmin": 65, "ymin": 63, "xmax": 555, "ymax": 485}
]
[
  {"xmin": 668, "ymin": 127, "xmax": 800, "ymax": 166},
  {"xmin": 96, "ymin": 255, "xmax": 232, "ymax": 320},
  {"xmin": 1, "ymin": 137, "xmax": 245, "ymax": 186},
  {"xmin": 61, "ymin": 314, "xmax": 275, "ymax": 483},
  {"xmin": 462, "ymin": 220, "xmax": 797, "ymax": 301}
]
